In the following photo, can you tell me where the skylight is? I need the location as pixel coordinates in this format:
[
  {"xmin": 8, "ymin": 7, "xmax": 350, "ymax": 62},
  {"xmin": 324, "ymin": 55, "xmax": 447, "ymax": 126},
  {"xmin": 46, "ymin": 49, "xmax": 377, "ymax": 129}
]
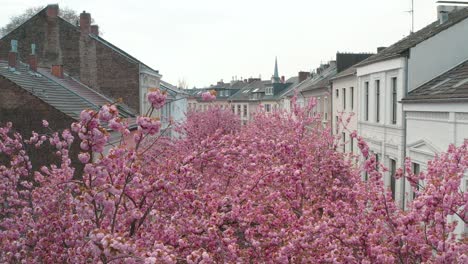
[
  {"xmin": 428, "ymin": 78, "xmax": 451, "ymax": 91},
  {"xmin": 453, "ymin": 77, "xmax": 468, "ymax": 88}
]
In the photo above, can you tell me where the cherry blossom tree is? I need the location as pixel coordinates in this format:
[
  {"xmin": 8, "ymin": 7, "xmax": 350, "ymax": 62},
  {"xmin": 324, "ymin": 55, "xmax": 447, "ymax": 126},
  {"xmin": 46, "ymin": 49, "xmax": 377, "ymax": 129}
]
[{"xmin": 0, "ymin": 92, "xmax": 466, "ymax": 263}]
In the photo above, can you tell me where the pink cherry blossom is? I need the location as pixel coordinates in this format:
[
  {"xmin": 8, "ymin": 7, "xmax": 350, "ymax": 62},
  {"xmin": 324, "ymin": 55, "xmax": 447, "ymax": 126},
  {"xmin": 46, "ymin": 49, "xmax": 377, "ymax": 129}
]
[
  {"xmin": 201, "ymin": 90, "xmax": 216, "ymax": 101},
  {"xmin": 147, "ymin": 89, "xmax": 167, "ymax": 109},
  {"xmin": 0, "ymin": 98, "xmax": 466, "ymax": 263}
]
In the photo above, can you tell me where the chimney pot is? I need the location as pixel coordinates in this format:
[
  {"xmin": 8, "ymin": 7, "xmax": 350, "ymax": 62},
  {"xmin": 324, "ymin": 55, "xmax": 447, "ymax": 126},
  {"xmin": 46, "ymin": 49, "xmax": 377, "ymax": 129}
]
[
  {"xmin": 281, "ymin": 76, "xmax": 285, "ymax": 83},
  {"xmin": 29, "ymin": 44, "xmax": 37, "ymax": 71},
  {"xmin": 90, "ymin": 25, "xmax": 99, "ymax": 36},
  {"xmin": 80, "ymin": 12, "xmax": 91, "ymax": 36},
  {"xmin": 298, "ymin": 71, "xmax": 311, "ymax": 83},
  {"xmin": 46, "ymin": 4, "xmax": 59, "ymax": 18},
  {"xmin": 8, "ymin": 40, "xmax": 18, "ymax": 69},
  {"xmin": 377, "ymin": 47, "xmax": 386, "ymax": 53},
  {"xmin": 51, "ymin": 65, "xmax": 64, "ymax": 78}
]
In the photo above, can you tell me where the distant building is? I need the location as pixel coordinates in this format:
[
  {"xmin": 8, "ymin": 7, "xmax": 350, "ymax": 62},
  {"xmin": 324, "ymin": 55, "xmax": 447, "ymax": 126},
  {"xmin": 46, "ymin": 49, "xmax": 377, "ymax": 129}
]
[
  {"xmin": 186, "ymin": 80, "xmax": 248, "ymax": 112},
  {"xmin": 330, "ymin": 53, "xmax": 374, "ymax": 153}
]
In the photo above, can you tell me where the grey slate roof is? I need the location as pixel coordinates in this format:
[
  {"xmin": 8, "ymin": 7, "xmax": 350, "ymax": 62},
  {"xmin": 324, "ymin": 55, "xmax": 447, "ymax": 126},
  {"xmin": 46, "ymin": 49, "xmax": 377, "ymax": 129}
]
[
  {"xmin": 160, "ymin": 80, "xmax": 189, "ymax": 97},
  {"xmin": 0, "ymin": 60, "xmax": 137, "ymax": 120},
  {"xmin": 403, "ymin": 59, "xmax": 468, "ymax": 102},
  {"xmin": 229, "ymin": 80, "xmax": 293, "ymax": 101},
  {"xmin": 331, "ymin": 67, "xmax": 356, "ymax": 80},
  {"xmin": 187, "ymin": 81, "xmax": 249, "ymax": 101},
  {"xmin": 300, "ymin": 64, "xmax": 337, "ymax": 92},
  {"xmin": 356, "ymin": 7, "xmax": 468, "ymax": 67}
]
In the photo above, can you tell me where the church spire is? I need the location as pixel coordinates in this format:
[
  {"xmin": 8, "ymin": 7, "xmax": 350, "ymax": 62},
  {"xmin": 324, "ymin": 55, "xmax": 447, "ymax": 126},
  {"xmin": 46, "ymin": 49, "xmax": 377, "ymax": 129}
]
[{"xmin": 272, "ymin": 56, "xmax": 280, "ymax": 83}]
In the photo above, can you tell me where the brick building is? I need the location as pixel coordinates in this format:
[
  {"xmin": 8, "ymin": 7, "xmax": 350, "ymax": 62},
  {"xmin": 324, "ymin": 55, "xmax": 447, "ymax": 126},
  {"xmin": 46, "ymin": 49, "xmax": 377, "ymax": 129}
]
[
  {"xmin": 0, "ymin": 41, "xmax": 136, "ymax": 172},
  {"xmin": 0, "ymin": 4, "xmax": 162, "ymax": 114}
]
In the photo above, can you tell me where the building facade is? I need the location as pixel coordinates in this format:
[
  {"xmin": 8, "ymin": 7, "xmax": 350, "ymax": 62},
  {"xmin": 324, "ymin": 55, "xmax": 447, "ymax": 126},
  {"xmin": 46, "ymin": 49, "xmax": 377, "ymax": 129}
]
[
  {"xmin": 331, "ymin": 67, "xmax": 358, "ymax": 154},
  {"xmin": 0, "ymin": 4, "xmax": 186, "ymax": 130},
  {"xmin": 354, "ymin": 5, "xmax": 468, "ymax": 207},
  {"xmin": 402, "ymin": 58, "xmax": 468, "ymax": 235}
]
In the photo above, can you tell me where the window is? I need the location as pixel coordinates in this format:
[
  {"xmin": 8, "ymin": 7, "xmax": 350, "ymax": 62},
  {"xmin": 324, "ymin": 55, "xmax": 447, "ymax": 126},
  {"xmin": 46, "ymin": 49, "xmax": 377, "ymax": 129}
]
[
  {"xmin": 365, "ymin": 82, "xmax": 369, "ymax": 121},
  {"xmin": 324, "ymin": 97, "xmax": 328, "ymax": 120},
  {"xmin": 335, "ymin": 116, "xmax": 339, "ymax": 133},
  {"xmin": 390, "ymin": 159, "xmax": 397, "ymax": 200},
  {"xmin": 376, "ymin": 80, "xmax": 380, "ymax": 123},
  {"xmin": 317, "ymin": 98, "xmax": 321, "ymax": 114},
  {"xmin": 237, "ymin": 105, "xmax": 241, "ymax": 115},
  {"xmin": 243, "ymin": 105, "xmax": 247, "ymax": 117},
  {"xmin": 350, "ymin": 87, "xmax": 354, "ymax": 110},
  {"xmin": 391, "ymin": 77, "xmax": 397, "ymax": 124},
  {"xmin": 350, "ymin": 136, "xmax": 354, "ymax": 153},
  {"xmin": 265, "ymin": 104, "xmax": 271, "ymax": 112},
  {"xmin": 231, "ymin": 105, "xmax": 235, "ymax": 113},
  {"xmin": 412, "ymin": 163, "xmax": 420, "ymax": 199},
  {"xmin": 336, "ymin": 89, "xmax": 339, "ymax": 97},
  {"xmin": 342, "ymin": 88, "xmax": 346, "ymax": 110},
  {"xmin": 266, "ymin": 87, "xmax": 273, "ymax": 95},
  {"xmin": 342, "ymin": 132, "xmax": 346, "ymax": 152},
  {"xmin": 376, "ymin": 154, "xmax": 380, "ymax": 170}
]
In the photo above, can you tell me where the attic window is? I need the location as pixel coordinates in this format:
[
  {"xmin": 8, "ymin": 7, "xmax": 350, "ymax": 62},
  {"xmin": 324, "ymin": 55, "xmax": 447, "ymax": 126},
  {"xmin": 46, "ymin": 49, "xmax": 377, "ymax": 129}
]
[
  {"xmin": 453, "ymin": 78, "xmax": 468, "ymax": 88},
  {"xmin": 265, "ymin": 87, "xmax": 273, "ymax": 95}
]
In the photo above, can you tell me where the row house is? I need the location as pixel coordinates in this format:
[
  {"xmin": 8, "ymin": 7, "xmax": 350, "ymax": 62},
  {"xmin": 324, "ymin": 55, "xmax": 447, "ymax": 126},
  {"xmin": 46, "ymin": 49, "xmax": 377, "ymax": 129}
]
[
  {"xmin": 187, "ymin": 58, "xmax": 299, "ymax": 125},
  {"xmin": 402, "ymin": 59, "xmax": 468, "ymax": 235},
  {"xmin": 228, "ymin": 78, "xmax": 296, "ymax": 124},
  {"xmin": 0, "ymin": 4, "xmax": 186, "ymax": 126},
  {"xmin": 349, "ymin": 4, "xmax": 468, "ymax": 219},
  {"xmin": 186, "ymin": 80, "xmax": 248, "ymax": 112}
]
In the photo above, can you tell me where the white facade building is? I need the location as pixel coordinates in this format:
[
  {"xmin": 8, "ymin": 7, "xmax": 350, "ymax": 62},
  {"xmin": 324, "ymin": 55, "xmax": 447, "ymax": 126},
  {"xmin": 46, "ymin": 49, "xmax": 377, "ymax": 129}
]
[
  {"xmin": 356, "ymin": 58, "xmax": 407, "ymax": 205},
  {"xmin": 331, "ymin": 67, "xmax": 359, "ymax": 154},
  {"xmin": 354, "ymin": 6, "xmax": 468, "ymax": 207},
  {"xmin": 402, "ymin": 59, "xmax": 468, "ymax": 236}
]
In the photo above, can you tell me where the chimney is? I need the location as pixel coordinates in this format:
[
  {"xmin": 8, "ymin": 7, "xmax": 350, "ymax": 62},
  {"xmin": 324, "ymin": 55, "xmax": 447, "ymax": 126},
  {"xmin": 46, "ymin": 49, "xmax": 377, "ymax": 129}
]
[
  {"xmin": 281, "ymin": 76, "xmax": 285, "ymax": 83},
  {"xmin": 29, "ymin": 44, "xmax": 37, "ymax": 71},
  {"xmin": 90, "ymin": 25, "xmax": 99, "ymax": 36},
  {"xmin": 8, "ymin": 40, "xmax": 18, "ymax": 69},
  {"xmin": 46, "ymin": 4, "xmax": 59, "ymax": 18},
  {"xmin": 80, "ymin": 11, "xmax": 91, "ymax": 36},
  {"xmin": 298, "ymin": 71, "xmax": 311, "ymax": 83},
  {"xmin": 51, "ymin": 65, "xmax": 64, "ymax": 78},
  {"xmin": 377, "ymin": 47, "xmax": 387, "ymax": 53}
]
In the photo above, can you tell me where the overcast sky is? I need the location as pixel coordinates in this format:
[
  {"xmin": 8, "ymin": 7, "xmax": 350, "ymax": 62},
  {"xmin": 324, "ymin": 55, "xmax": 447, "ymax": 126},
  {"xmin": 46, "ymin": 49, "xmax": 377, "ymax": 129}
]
[{"xmin": 1, "ymin": 0, "xmax": 441, "ymax": 87}]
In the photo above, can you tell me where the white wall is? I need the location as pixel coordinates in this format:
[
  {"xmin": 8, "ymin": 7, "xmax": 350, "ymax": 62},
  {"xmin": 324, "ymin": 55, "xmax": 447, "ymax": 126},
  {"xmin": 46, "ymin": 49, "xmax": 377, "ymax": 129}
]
[
  {"xmin": 403, "ymin": 101, "xmax": 468, "ymax": 235},
  {"xmin": 408, "ymin": 17, "xmax": 468, "ymax": 91},
  {"xmin": 332, "ymin": 74, "xmax": 358, "ymax": 153},
  {"xmin": 356, "ymin": 57, "xmax": 407, "ymax": 207}
]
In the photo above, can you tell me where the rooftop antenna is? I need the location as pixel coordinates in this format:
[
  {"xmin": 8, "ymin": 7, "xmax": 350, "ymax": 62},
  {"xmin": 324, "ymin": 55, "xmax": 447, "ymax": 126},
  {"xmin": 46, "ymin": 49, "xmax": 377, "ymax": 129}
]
[{"xmin": 406, "ymin": 0, "xmax": 415, "ymax": 33}]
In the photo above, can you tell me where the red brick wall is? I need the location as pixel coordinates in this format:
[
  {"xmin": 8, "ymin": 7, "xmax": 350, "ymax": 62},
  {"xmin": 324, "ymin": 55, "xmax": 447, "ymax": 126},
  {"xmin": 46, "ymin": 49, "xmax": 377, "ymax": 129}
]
[{"xmin": 0, "ymin": 77, "xmax": 84, "ymax": 175}]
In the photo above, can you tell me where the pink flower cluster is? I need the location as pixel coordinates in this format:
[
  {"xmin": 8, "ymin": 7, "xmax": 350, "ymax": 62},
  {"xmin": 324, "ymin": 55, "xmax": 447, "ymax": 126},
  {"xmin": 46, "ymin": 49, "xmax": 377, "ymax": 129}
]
[
  {"xmin": 137, "ymin": 116, "xmax": 161, "ymax": 135},
  {"xmin": 147, "ymin": 89, "xmax": 167, "ymax": 109},
  {"xmin": 0, "ymin": 99, "xmax": 466, "ymax": 263},
  {"xmin": 201, "ymin": 90, "xmax": 216, "ymax": 101}
]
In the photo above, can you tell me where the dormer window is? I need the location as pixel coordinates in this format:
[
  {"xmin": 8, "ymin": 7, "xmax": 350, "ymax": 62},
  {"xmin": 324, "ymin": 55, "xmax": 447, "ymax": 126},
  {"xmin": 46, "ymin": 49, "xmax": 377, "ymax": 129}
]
[{"xmin": 265, "ymin": 87, "xmax": 273, "ymax": 95}]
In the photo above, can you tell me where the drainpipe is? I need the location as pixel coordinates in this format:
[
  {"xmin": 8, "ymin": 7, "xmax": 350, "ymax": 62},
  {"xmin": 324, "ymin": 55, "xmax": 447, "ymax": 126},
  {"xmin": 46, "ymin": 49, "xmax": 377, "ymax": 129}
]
[
  {"xmin": 401, "ymin": 55, "xmax": 409, "ymax": 210},
  {"xmin": 330, "ymin": 81, "xmax": 334, "ymax": 135}
]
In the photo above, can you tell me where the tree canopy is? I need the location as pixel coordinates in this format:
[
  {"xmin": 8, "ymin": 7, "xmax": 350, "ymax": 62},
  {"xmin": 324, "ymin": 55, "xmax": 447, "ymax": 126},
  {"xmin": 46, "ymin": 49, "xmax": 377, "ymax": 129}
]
[
  {"xmin": 0, "ymin": 6, "xmax": 97, "ymax": 37},
  {"xmin": 0, "ymin": 93, "xmax": 466, "ymax": 263}
]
